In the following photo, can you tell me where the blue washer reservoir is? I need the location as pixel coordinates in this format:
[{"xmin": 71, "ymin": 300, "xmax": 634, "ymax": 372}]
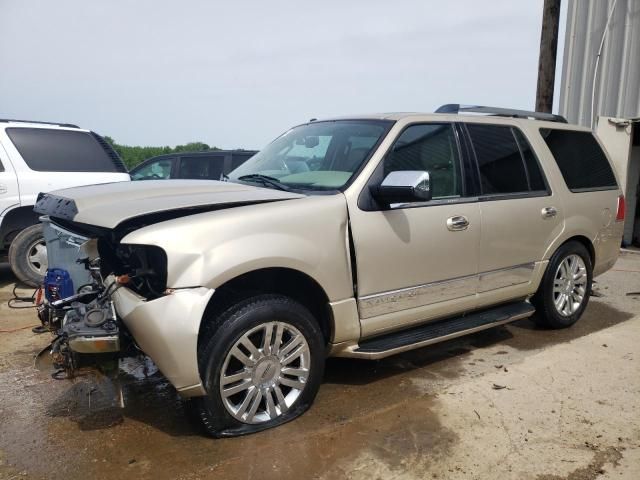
[{"xmin": 44, "ymin": 268, "xmax": 74, "ymax": 302}]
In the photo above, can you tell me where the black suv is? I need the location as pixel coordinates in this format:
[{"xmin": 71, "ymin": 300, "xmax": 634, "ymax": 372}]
[{"xmin": 130, "ymin": 150, "xmax": 257, "ymax": 181}]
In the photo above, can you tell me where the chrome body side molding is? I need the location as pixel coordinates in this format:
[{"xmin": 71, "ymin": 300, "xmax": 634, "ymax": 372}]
[
  {"xmin": 358, "ymin": 263, "xmax": 535, "ymax": 319},
  {"xmin": 358, "ymin": 274, "xmax": 477, "ymax": 319},
  {"xmin": 478, "ymin": 263, "xmax": 535, "ymax": 293}
]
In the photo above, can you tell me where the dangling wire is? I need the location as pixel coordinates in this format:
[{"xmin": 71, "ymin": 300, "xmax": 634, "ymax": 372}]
[
  {"xmin": 1, "ymin": 283, "xmax": 40, "ymax": 332},
  {"xmin": 7, "ymin": 283, "xmax": 38, "ymax": 309}
]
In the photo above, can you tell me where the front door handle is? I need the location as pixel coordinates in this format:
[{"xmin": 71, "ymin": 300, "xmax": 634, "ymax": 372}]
[
  {"xmin": 447, "ymin": 215, "xmax": 469, "ymax": 231},
  {"xmin": 541, "ymin": 206, "xmax": 558, "ymax": 219}
]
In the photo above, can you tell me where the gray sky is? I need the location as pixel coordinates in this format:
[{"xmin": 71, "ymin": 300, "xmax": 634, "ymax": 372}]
[{"xmin": 0, "ymin": 0, "xmax": 565, "ymax": 149}]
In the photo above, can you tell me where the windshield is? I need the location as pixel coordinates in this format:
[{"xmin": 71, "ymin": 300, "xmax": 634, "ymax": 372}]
[{"xmin": 228, "ymin": 120, "xmax": 391, "ymax": 191}]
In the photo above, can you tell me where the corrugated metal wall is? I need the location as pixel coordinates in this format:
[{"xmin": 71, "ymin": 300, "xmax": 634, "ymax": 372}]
[{"xmin": 559, "ymin": 0, "xmax": 640, "ymax": 126}]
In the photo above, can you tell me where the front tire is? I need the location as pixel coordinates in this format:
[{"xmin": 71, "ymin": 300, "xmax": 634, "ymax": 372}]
[
  {"xmin": 194, "ymin": 294, "xmax": 325, "ymax": 437},
  {"xmin": 8, "ymin": 224, "xmax": 48, "ymax": 287},
  {"xmin": 531, "ymin": 241, "xmax": 592, "ymax": 329}
]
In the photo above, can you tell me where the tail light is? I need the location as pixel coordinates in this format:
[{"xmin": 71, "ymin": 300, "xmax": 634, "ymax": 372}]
[{"xmin": 616, "ymin": 195, "xmax": 625, "ymax": 222}]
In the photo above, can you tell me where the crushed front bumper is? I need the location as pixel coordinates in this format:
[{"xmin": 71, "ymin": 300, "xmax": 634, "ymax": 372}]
[{"xmin": 112, "ymin": 285, "xmax": 214, "ymax": 397}]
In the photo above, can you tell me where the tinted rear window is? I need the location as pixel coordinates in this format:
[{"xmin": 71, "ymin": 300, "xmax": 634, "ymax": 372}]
[
  {"xmin": 178, "ymin": 155, "xmax": 225, "ymax": 180},
  {"xmin": 466, "ymin": 124, "xmax": 549, "ymax": 196},
  {"xmin": 539, "ymin": 129, "xmax": 617, "ymax": 191},
  {"xmin": 467, "ymin": 124, "xmax": 528, "ymax": 194},
  {"xmin": 6, "ymin": 128, "xmax": 126, "ymax": 173}
]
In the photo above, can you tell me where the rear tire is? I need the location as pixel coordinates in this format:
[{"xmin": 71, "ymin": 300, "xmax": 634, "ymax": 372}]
[
  {"xmin": 531, "ymin": 241, "xmax": 592, "ymax": 329},
  {"xmin": 194, "ymin": 294, "xmax": 325, "ymax": 437},
  {"xmin": 8, "ymin": 224, "xmax": 47, "ymax": 287}
]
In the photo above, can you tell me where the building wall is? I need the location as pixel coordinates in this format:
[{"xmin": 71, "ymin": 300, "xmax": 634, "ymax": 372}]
[{"xmin": 559, "ymin": 0, "xmax": 640, "ymax": 127}]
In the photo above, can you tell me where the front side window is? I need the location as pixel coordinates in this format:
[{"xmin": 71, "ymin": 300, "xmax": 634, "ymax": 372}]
[
  {"xmin": 131, "ymin": 159, "xmax": 173, "ymax": 180},
  {"xmin": 384, "ymin": 123, "xmax": 462, "ymax": 199},
  {"xmin": 6, "ymin": 128, "xmax": 125, "ymax": 173},
  {"xmin": 228, "ymin": 120, "xmax": 391, "ymax": 191},
  {"xmin": 540, "ymin": 128, "xmax": 617, "ymax": 191}
]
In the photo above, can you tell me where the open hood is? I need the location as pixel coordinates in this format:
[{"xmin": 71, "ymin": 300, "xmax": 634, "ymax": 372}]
[{"xmin": 34, "ymin": 180, "xmax": 304, "ymax": 229}]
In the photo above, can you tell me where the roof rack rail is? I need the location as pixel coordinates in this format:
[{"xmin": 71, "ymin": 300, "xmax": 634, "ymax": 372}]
[
  {"xmin": 435, "ymin": 104, "xmax": 567, "ymax": 123},
  {"xmin": 0, "ymin": 118, "xmax": 79, "ymax": 128}
]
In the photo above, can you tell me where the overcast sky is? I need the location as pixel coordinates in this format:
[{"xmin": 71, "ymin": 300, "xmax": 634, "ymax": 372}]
[{"xmin": 0, "ymin": 0, "xmax": 566, "ymax": 149}]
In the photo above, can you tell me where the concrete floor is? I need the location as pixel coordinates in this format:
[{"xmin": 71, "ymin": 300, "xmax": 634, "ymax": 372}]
[{"xmin": 0, "ymin": 253, "xmax": 639, "ymax": 480}]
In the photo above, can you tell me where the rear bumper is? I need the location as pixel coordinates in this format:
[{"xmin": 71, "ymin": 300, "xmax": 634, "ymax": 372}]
[{"xmin": 112, "ymin": 285, "xmax": 214, "ymax": 397}]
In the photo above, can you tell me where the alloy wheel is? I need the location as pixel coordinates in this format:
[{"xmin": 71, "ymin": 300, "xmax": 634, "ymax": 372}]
[
  {"xmin": 219, "ymin": 321, "xmax": 311, "ymax": 424},
  {"xmin": 553, "ymin": 254, "xmax": 587, "ymax": 316}
]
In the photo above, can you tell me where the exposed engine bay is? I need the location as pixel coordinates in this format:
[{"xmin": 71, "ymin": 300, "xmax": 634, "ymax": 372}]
[
  {"xmin": 31, "ymin": 183, "xmax": 295, "ymax": 394},
  {"xmin": 36, "ymin": 216, "xmax": 167, "ymax": 380}
]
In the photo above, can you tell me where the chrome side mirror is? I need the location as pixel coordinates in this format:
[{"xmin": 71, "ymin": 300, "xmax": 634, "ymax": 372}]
[{"xmin": 371, "ymin": 171, "xmax": 432, "ymax": 206}]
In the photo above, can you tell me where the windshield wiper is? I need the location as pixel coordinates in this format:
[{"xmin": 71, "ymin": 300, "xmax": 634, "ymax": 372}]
[{"xmin": 237, "ymin": 174, "xmax": 293, "ymax": 192}]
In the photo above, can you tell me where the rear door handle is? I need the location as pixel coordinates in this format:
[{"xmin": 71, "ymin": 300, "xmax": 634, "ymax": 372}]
[
  {"xmin": 447, "ymin": 215, "xmax": 469, "ymax": 231},
  {"xmin": 541, "ymin": 206, "xmax": 557, "ymax": 218},
  {"xmin": 0, "ymin": 184, "xmax": 7, "ymax": 194}
]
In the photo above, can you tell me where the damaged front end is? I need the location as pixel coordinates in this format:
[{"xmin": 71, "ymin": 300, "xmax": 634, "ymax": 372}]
[{"xmin": 36, "ymin": 216, "xmax": 167, "ymax": 380}]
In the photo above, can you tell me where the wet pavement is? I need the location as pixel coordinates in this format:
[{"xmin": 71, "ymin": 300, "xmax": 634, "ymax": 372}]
[{"xmin": 1, "ymin": 253, "xmax": 639, "ymax": 480}]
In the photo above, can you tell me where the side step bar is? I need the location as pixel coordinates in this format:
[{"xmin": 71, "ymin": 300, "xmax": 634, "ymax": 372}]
[{"xmin": 337, "ymin": 301, "xmax": 535, "ymax": 359}]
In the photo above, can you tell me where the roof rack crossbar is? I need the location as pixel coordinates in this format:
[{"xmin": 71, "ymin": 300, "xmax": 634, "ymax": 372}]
[
  {"xmin": 0, "ymin": 118, "xmax": 79, "ymax": 128},
  {"xmin": 435, "ymin": 104, "xmax": 567, "ymax": 123}
]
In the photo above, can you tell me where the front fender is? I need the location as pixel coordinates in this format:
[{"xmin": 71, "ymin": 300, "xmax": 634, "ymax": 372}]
[{"xmin": 120, "ymin": 194, "xmax": 353, "ymax": 302}]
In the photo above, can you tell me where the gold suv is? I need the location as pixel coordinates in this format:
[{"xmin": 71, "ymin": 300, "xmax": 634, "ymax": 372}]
[{"xmin": 34, "ymin": 105, "xmax": 625, "ymax": 436}]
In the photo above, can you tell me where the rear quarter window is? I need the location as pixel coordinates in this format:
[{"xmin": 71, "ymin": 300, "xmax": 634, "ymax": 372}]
[
  {"xmin": 539, "ymin": 128, "xmax": 617, "ymax": 191},
  {"xmin": 5, "ymin": 127, "xmax": 127, "ymax": 173}
]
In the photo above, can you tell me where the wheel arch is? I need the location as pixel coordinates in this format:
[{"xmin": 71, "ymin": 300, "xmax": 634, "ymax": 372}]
[
  {"xmin": 564, "ymin": 235, "xmax": 596, "ymax": 267},
  {"xmin": 197, "ymin": 267, "xmax": 334, "ymax": 361},
  {"xmin": 0, "ymin": 205, "xmax": 39, "ymax": 249},
  {"xmin": 543, "ymin": 231, "xmax": 596, "ymax": 266},
  {"xmin": 537, "ymin": 234, "xmax": 596, "ymax": 287}
]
